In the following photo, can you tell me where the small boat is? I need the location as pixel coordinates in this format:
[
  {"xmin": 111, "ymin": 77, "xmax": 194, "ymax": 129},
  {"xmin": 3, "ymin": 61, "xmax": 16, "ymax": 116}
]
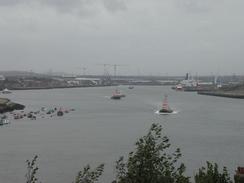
[
  {"xmin": 2, "ymin": 88, "xmax": 11, "ymax": 94},
  {"xmin": 111, "ymin": 89, "xmax": 122, "ymax": 100},
  {"xmin": 57, "ymin": 109, "xmax": 64, "ymax": 116},
  {"xmin": 128, "ymin": 86, "xmax": 134, "ymax": 89},
  {"xmin": 0, "ymin": 115, "xmax": 10, "ymax": 125},
  {"xmin": 116, "ymin": 88, "xmax": 126, "ymax": 97},
  {"xmin": 175, "ymin": 84, "xmax": 183, "ymax": 91},
  {"xmin": 158, "ymin": 95, "xmax": 173, "ymax": 114}
]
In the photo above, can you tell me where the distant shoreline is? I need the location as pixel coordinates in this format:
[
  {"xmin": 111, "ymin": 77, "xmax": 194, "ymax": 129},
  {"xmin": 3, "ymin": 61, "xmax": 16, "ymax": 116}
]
[
  {"xmin": 9, "ymin": 85, "xmax": 116, "ymax": 91},
  {"xmin": 8, "ymin": 84, "xmax": 169, "ymax": 91}
]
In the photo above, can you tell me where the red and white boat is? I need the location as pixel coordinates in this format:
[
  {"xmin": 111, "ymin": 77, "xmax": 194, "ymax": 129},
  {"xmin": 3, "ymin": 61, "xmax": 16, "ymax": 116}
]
[
  {"xmin": 111, "ymin": 89, "xmax": 124, "ymax": 100},
  {"xmin": 159, "ymin": 95, "xmax": 173, "ymax": 114}
]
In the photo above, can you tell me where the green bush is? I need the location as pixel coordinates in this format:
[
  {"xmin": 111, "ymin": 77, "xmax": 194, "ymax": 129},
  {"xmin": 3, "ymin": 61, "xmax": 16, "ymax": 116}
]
[
  {"xmin": 114, "ymin": 123, "xmax": 190, "ymax": 183},
  {"xmin": 195, "ymin": 161, "xmax": 232, "ymax": 183},
  {"xmin": 25, "ymin": 155, "xmax": 39, "ymax": 183},
  {"xmin": 74, "ymin": 164, "xmax": 104, "ymax": 183}
]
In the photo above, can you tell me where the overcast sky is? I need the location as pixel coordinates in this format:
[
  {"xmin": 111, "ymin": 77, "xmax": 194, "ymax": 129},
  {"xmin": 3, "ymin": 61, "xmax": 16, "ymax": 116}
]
[{"xmin": 0, "ymin": 0, "xmax": 243, "ymax": 75}]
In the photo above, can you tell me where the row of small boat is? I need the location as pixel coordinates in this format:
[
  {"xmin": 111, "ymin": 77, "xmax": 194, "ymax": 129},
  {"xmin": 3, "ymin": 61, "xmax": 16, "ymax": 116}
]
[
  {"xmin": 12, "ymin": 107, "xmax": 75, "ymax": 120},
  {"xmin": 0, "ymin": 107, "xmax": 76, "ymax": 126}
]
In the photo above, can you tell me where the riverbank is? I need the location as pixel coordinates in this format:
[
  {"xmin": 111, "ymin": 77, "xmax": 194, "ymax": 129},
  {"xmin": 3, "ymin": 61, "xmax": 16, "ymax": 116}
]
[
  {"xmin": 9, "ymin": 84, "xmax": 118, "ymax": 91},
  {"xmin": 0, "ymin": 98, "xmax": 25, "ymax": 113},
  {"xmin": 9, "ymin": 83, "xmax": 170, "ymax": 91}
]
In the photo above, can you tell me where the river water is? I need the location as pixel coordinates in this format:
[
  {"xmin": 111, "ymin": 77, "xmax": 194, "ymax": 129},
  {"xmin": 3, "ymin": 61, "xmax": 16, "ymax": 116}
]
[{"xmin": 0, "ymin": 86, "xmax": 243, "ymax": 183}]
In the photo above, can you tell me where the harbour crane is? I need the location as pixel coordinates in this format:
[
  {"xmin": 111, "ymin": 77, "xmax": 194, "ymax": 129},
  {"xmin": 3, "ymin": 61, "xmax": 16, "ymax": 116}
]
[
  {"xmin": 96, "ymin": 64, "xmax": 111, "ymax": 76},
  {"xmin": 109, "ymin": 64, "xmax": 126, "ymax": 77},
  {"xmin": 77, "ymin": 67, "xmax": 87, "ymax": 76}
]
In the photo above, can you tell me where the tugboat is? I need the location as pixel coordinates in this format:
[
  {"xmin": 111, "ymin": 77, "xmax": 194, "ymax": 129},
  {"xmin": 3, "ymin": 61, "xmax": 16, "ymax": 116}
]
[
  {"xmin": 159, "ymin": 95, "xmax": 173, "ymax": 114},
  {"xmin": 111, "ymin": 89, "xmax": 122, "ymax": 100}
]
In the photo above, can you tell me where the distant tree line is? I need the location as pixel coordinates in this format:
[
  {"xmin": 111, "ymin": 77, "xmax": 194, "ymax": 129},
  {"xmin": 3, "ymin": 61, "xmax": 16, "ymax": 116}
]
[{"xmin": 25, "ymin": 123, "xmax": 242, "ymax": 183}]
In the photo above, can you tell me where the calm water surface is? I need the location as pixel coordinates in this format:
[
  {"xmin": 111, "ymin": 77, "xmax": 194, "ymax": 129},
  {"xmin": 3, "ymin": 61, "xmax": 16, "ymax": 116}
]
[{"xmin": 0, "ymin": 86, "xmax": 243, "ymax": 182}]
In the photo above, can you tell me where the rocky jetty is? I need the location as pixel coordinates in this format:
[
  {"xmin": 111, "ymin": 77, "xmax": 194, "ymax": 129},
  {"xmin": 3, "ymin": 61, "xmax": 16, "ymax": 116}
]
[
  {"xmin": 0, "ymin": 98, "xmax": 25, "ymax": 113},
  {"xmin": 198, "ymin": 84, "xmax": 244, "ymax": 99},
  {"xmin": 198, "ymin": 91, "xmax": 244, "ymax": 99}
]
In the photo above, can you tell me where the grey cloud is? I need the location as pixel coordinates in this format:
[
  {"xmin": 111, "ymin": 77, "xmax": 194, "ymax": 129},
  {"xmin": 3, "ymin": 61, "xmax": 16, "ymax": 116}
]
[
  {"xmin": 0, "ymin": 0, "xmax": 127, "ymax": 14},
  {"xmin": 41, "ymin": 0, "xmax": 127, "ymax": 14},
  {"xmin": 0, "ymin": 0, "xmax": 30, "ymax": 6},
  {"xmin": 39, "ymin": 0, "xmax": 88, "ymax": 14},
  {"xmin": 175, "ymin": 0, "xmax": 212, "ymax": 13},
  {"xmin": 103, "ymin": 0, "xmax": 127, "ymax": 13},
  {"xmin": 0, "ymin": 0, "xmax": 81, "ymax": 7},
  {"xmin": 0, "ymin": 0, "xmax": 244, "ymax": 75}
]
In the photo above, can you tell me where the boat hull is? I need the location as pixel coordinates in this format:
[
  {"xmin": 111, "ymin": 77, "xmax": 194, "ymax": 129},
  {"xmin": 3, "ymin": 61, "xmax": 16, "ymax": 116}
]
[
  {"xmin": 111, "ymin": 96, "xmax": 121, "ymax": 100},
  {"xmin": 159, "ymin": 109, "xmax": 173, "ymax": 114}
]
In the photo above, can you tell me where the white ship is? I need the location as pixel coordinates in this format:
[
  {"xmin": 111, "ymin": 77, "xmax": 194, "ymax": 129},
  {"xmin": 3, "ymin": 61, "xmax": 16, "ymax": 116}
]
[{"xmin": 2, "ymin": 88, "xmax": 12, "ymax": 94}]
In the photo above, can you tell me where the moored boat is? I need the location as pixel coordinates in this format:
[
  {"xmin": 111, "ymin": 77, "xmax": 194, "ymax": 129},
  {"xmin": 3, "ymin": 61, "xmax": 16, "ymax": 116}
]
[
  {"xmin": 2, "ymin": 88, "xmax": 11, "ymax": 94},
  {"xmin": 172, "ymin": 73, "xmax": 198, "ymax": 92},
  {"xmin": 175, "ymin": 84, "xmax": 183, "ymax": 91},
  {"xmin": 0, "ymin": 115, "xmax": 10, "ymax": 125},
  {"xmin": 57, "ymin": 108, "xmax": 64, "ymax": 116}
]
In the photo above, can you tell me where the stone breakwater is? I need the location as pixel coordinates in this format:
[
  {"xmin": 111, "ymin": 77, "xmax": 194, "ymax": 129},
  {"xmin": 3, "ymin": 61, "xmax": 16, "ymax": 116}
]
[
  {"xmin": 197, "ymin": 91, "xmax": 244, "ymax": 99},
  {"xmin": 0, "ymin": 98, "xmax": 25, "ymax": 113}
]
